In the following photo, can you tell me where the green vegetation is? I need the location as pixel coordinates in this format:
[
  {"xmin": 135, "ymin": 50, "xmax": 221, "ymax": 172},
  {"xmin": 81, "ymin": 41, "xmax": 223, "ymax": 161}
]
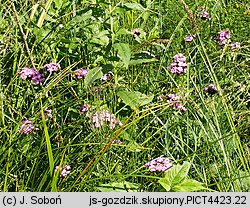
[{"xmin": 0, "ymin": 0, "xmax": 249, "ymax": 192}]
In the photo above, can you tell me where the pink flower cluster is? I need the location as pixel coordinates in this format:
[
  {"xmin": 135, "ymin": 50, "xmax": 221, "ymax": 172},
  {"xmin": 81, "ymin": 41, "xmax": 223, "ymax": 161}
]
[
  {"xmin": 167, "ymin": 94, "xmax": 187, "ymax": 112},
  {"xmin": 200, "ymin": 10, "xmax": 209, "ymax": 20},
  {"xmin": 39, "ymin": 108, "xmax": 52, "ymax": 120},
  {"xmin": 19, "ymin": 119, "xmax": 38, "ymax": 135},
  {"xmin": 44, "ymin": 62, "xmax": 61, "ymax": 72},
  {"xmin": 168, "ymin": 54, "xmax": 187, "ymax": 75},
  {"xmin": 184, "ymin": 35, "xmax": 195, "ymax": 42},
  {"xmin": 144, "ymin": 156, "xmax": 173, "ymax": 174},
  {"xmin": 80, "ymin": 104, "xmax": 89, "ymax": 115},
  {"xmin": 74, "ymin": 68, "xmax": 88, "ymax": 80},
  {"xmin": 131, "ymin": 28, "xmax": 141, "ymax": 38},
  {"xmin": 230, "ymin": 42, "xmax": 241, "ymax": 50},
  {"xmin": 19, "ymin": 68, "xmax": 45, "ymax": 85},
  {"xmin": 112, "ymin": 139, "xmax": 123, "ymax": 145},
  {"xmin": 204, "ymin": 84, "xmax": 218, "ymax": 95},
  {"xmin": 89, "ymin": 110, "xmax": 122, "ymax": 129},
  {"xmin": 19, "ymin": 62, "xmax": 61, "ymax": 85},
  {"xmin": 55, "ymin": 165, "xmax": 71, "ymax": 178},
  {"xmin": 217, "ymin": 30, "xmax": 230, "ymax": 45},
  {"xmin": 101, "ymin": 71, "xmax": 114, "ymax": 81}
]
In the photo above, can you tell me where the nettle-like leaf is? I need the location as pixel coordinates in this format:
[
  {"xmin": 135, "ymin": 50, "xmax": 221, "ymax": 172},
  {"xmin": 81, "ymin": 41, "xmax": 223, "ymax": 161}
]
[
  {"xmin": 172, "ymin": 179, "xmax": 205, "ymax": 192},
  {"xmin": 169, "ymin": 161, "xmax": 190, "ymax": 186},
  {"xmin": 84, "ymin": 67, "xmax": 103, "ymax": 87},
  {"xmin": 90, "ymin": 30, "xmax": 109, "ymax": 46},
  {"xmin": 97, "ymin": 181, "xmax": 139, "ymax": 192},
  {"xmin": 123, "ymin": 3, "xmax": 146, "ymax": 11},
  {"xmin": 158, "ymin": 178, "xmax": 171, "ymax": 191},
  {"xmin": 69, "ymin": 10, "xmax": 93, "ymax": 25},
  {"xmin": 158, "ymin": 161, "xmax": 205, "ymax": 192},
  {"xmin": 129, "ymin": 52, "xmax": 158, "ymax": 65},
  {"xmin": 117, "ymin": 90, "xmax": 154, "ymax": 110},
  {"xmin": 113, "ymin": 43, "xmax": 131, "ymax": 68}
]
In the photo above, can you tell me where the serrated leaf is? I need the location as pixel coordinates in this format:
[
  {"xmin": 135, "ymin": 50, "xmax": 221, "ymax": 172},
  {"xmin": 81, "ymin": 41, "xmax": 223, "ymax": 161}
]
[
  {"xmin": 172, "ymin": 179, "xmax": 205, "ymax": 192},
  {"xmin": 158, "ymin": 178, "xmax": 171, "ymax": 191},
  {"xmin": 124, "ymin": 3, "xmax": 146, "ymax": 11},
  {"xmin": 164, "ymin": 161, "xmax": 191, "ymax": 186},
  {"xmin": 113, "ymin": 43, "xmax": 131, "ymax": 68},
  {"xmin": 84, "ymin": 67, "xmax": 103, "ymax": 87},
  {"xmin": 117, "ymin": 90, "xmax": 153, "ymax": 110}
]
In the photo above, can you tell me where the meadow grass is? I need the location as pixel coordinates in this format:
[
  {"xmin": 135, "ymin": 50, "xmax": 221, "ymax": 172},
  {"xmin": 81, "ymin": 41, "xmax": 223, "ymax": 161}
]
[{"xmin": 0, "ymin": 0, "xmax": 249, "ymax": 192}]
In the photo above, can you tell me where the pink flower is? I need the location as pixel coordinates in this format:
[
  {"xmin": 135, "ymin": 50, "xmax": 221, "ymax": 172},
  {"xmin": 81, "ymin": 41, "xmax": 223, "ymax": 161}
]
[
  {"xmin": 39, "ymin": 108, "xmax": 52, "ymax": 120},
  {"xmin": 184, "ymin": 35, "xmax": 195, "ymax": 42},
  {"xmin": 230, "ymin": 42, "xmax": 241, "ymax": 50},
  {"xmin": 168, "ymin": 54, "xmax": 188, "ymax": 75},
  {"xmin": 19, "ymin": 119, "xmax": 38, "ymax": 135},
  {"xmin": 200, "ymin": 10, "xmax": 209, "ymax": 20},
  {"xmin": 19, "ymin": 68, "xmax": 37, "ymax": 80},
  {"xmin": 74, "ymin": 68, "xmax": 88, "ymax": 79},
  {"xmin": 80, "ymin": 104, "xmax": 89, "ymax": 115},
  {"xmin": 217, "ymin": 30, "xmax": 231, "ymax": 45},
  {"xmin": 100, "ymin": 72, "xmax": 114, "ymax": 81},
  {"xmin": 167, "ymin": 94, "xmax": 187, "ymax": 112},
  {"xmin": 19, "ymin": 68, "xmax": 45, "ymax": 85},
  {"xmin": 204, "ymin": 84, "xmax": 218, "ymax": 95},
  {"xmin": 44, "ymin": 62, "xmax": 60, "ymax": 72},
  {"xmin": 55, "ymin": 165, "xmax": 71, "ymax": 178},
  {"xmin": 144, "ymin": 156, "xmax": 173, "ymax": 174},
  {"xmin": 131, "ymin": 28, "xmax": 141, "ymax": 38},
  {"xmin": 88, "ymin": 110, "xmax": 122, "ymax": 129}
]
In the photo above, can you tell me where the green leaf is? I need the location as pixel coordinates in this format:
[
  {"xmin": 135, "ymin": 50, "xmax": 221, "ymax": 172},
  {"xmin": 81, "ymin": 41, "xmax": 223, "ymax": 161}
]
[
  {"xmin": 91, "ymin": 31, "xmax": 109, "ymax": 46},
  {"xmin": 97, "ymin": 181, "xmax": 139, "ymax": 192},
  {"xmin": 135, "ymin": 92, "xmax": 154, "ymax": 106},
  {"xmin": 158, "ymin": 178, "xmax": 171, "ymax": 191},
  {"xmin": 113, "ymin": 43, "xmax": 131, "ymax": 68},
  {"xmin": 70, "ymin": 10, "xmax": 93, "ymax": 25},
  {"xmin": 54, "ymin": 0, "xmax": 63, "ymax": 9},
  {"xmin": 130, "ymin": 52, "xmax": 157, "ymax": 65},
  {"xmin": 164, "ymin": 161, "xmax": 191, "ymax": 186},
  {"xmin": 124, "ymin": 3, "xmax": 145, "ymax": 11},
  {"xmin": 84, "ymin": 67, "xmax": 103, "ymax": 87},
  {"xmin": 117, "ymin": 90, "xmax": 154, "ymax": 110},
  {"xmin": 172, "ymin": 179, "xmax": 205, "ymax": 192}
]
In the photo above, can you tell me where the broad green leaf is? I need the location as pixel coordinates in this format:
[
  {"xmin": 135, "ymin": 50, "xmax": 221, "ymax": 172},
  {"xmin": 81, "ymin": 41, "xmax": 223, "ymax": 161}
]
[
  {"xmin": 117, "ymin": 91, "xmax": 139, "ymax": 110},
  {"xmin": 113, "ymin": 43, "xmax": 131, "ymax": 68},
  {"xmin": 117, "ymin": 90, "xmax": 154, "ymax": 110},
  {"xmin": 158, "ymin": 178, "xmax": 171, "ymax": 191},
  {"xmin": 124, "ymin": 3, "xmax": 145, "ymax": 11},
  {"xmin": 70, "ymin": 10, "xmax": 93, "ymax": 24},
  {"xmin": 84, "ymin": 67, "xmax": 103, "ymax": 87},
  {"xmin": 91, "ymin": 31, "xmax": 109, "ymax": 46},
  {"xmin": 54, "ymin": 0, "xmax": 63, "ymax": 9},
  {"xmin": 130, "ymin": 52, "xmax": 157, "ymax": 65},
  {"xmin": 172, "ymin": 179, "xmax": 205, "ymax": 192},
  {"xmin": 116, "ymin": 28, "xmax": 131, "ymax": 36},
  {"xmin": 164, "ymin": 161, "xmax": 191, "ymax": 186},
  {"xmin": 135, "ymin": 92, "xmax": 154, "ymax": 106}
]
